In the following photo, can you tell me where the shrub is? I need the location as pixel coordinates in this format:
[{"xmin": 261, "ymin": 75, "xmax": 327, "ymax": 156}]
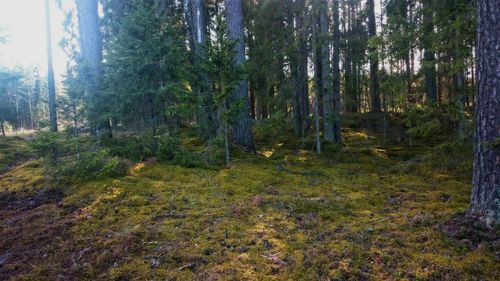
[
  {"xmin": 254, "ymin": 111, "xmax": 288, "ymax": 144},
  {"xmin": 29, "ymin": 131, "xmax": 71, "ymax": 166},
  {"xmin": 157, "ymin": 134, "xmax": 203, "ymax": 168},
  {"xmin": 403, "ymin": 103, "xmax": 471, "ymax": 143},
  {"xmin": 59, "ymin": 149, "xmax": 130, "ymax": 181},
  {"xmin": 202, "ymin": 136, "xmax": 226, "ymax": 166},
  {"xmin": 156, "ymin": 134, "xmax": 181, "ymax": 162},
  {"xmin": 103, "ymin": 135, "xmax": 153, "ymax": 162}
]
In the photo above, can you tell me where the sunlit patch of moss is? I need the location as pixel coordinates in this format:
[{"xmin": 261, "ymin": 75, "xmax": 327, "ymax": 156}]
[
  {"xmin": 0, "ymin": 160, "xmax": 44, "ymax": 194},
  {"xmin": 0, "ymin": 136, "xmax": 30, "ymax": 170}
]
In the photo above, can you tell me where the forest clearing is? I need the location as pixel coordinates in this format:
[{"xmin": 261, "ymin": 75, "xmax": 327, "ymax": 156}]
[{"xmin": 0, "ymin": 0, "xmax": 499, "ymax": 280}]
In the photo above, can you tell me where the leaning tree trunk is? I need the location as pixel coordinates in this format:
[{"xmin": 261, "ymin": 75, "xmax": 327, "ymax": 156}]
[
  {"xmin": 367, "ymin": 0, "xmax": 381, "ymax": 113},
  {"xmin": 224, "ymin": 0, "xmax": 254, "ymax": 152},
  {"xmin": 467, "ymin": 0, "xmax": 500, "ymax": 226},
  {"xmin": 45, "ymin": 0, "xmax": 57, "ymax": 132}
]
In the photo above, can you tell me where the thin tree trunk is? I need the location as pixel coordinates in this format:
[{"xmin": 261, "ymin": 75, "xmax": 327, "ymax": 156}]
[
  {"xmin": 45, "ymin": 0, "xmax": 57, "ymax": 132},
  {"xmin": 467, "ymin": 0, "xmax": 500, "ymax": 225},
  {"xmin": 1, "ymin": 120, "xmax": 5, "ymax": 137},
  {"xmin": 422, "ymin": 0, "xmax": 437, "ymax": 102},
  {"xmin": 313, "ymin": 9, "xmax": 321, "ymax": 154},
  {"xmin": 332, "ymin": 0, "xmax": 342, "ymax": 144},
  {"xmin": 314, "ymin": 94, "xmax": 321, "ymax": 155},
  {"xmin": 456, "ymin": 71, "xmax": 466, "ymax": 140},
  {"xmin": 367, "ymin": 0, "xmax": 381, "ymax": 112},
  {"xmin": 297, "ymin": 0, "xmax": 310, "ymax": 136},
  {"xmin": 28, "ymin": 90, "xmax": 33, "ymax": 129},
  {"xmin": 319, "ymin": 0, "xmax": 334, "ymax": 142}
]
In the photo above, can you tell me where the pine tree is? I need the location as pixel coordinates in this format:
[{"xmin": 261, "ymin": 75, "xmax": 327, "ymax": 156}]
[
  {"xmin": 45, "ymin": 0, "xmax": 58, "ymax": 132},
  {"xmin": 224, "ymin": 0, "xmax": 254, "ymax": 152},
  {"xmin": 76, "ymin": 0, "xmax": 107, "ymax": 135},
  {"xmin": 421, "ymin": 0, "xmax": 437, "ymax": 103},
  {"xmin": 332, "ymin": 0, "xmax": 342, "ymax": 144},
  {"xmin": 468, "ymin": 0, "xmax": 500, "ymax": 226},
  {"xmin": 367, "ymin": 0, "xmax": 381, "ymax": 112}
]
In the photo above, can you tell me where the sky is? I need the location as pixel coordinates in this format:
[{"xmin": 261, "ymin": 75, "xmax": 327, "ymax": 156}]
[{"xmin": 0, "ymin": 0, "xmax": 68, "ymax": 81}]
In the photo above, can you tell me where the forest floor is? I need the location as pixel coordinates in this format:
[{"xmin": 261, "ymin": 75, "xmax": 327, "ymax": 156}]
[{"xmin": 0, "ymin": 120, "xmax": 499, "ymax": 280}]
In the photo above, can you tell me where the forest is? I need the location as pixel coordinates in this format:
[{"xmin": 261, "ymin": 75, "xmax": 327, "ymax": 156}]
[{"xmin": 0, "ymin": 0, "xmax": 498, "ymax": 280}]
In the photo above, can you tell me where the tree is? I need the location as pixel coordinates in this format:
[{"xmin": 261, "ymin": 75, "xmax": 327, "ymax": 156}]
[
  {"xmin": 332, "ymin": 0, "xmax": 342, "ymax": 144},
  {"xmin": 296, "ymin": 0, "xmax": 310, "ymax": 137},
  {"xmin": 184, "ymin": 0, "xmax": 218, "ymax": 138},
  {"xmin": 45, "ymin": 0, "xmax": 58, "ymax": 132},
  {"xmin": 467, "ymin": 0, "xmax": 499, "ymax": 226},
  {"xmin": 224, "ymin": 0, "xmax": 254, "ymax": 151},
  {"xmin": 103, "ymin": 0, "xmax": 189, "ymax": 133},
  {"xmin": 317, "ymin": 0, "xmax": 334, "ymax": 143},
  {"xmin": 421, "ymin": 0, "xmax": 437, "ymax": 103},
  {"xmin": 0, "ymin": 70, "xmax": 16, "ymax": 136},
  {"xmin": 367, "ymin": 0, "xmax": 381, "ymax": 112},
  {"xmin": 75, "ymin": 0, "xmax": 106, "ymax": 134}
]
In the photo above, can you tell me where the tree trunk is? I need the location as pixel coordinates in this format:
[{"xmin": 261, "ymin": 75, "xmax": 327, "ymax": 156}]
[
  {"xmin": 422, "ymin": 0, "xmax": 437, "ymax": 103},
  {"xmin": 184, "ymin": 0, "xmax": 218, "ymax": 138},
  {"xmin": 456, "ymin": 71, "xmax": 466, "ymax": 140},
  {"xmin": 402, "ymin": 0, "xmax": 412, "ymax": 103},
  {"xmin": 296, "ymin": 0, "xmax": 310, "ymax": 136},
  {"xmin": 313, "ymin": 7, "xmax": 321, "ymax": 154},
  {"xmin": 467, "ymin": 0, "xmax": 500, "ymax": 226},
  {"xmin": 1, "ymin": 120, "xmax": 5, "ymax": 137},
  {"xmin": 332, "ymin": 0, "xmax": 342, "ymax": 144},
  {"xmin": 76, "ymin": 0, "xmax": 109, "ymax": 137},
  {"xmin": 367, "ymin": 0, "xmax": 381, "ymax": 113},
  {"xmin": 224, "ymin": 0, "xmax": 254, "ymax": 152},
  {"xmin": 45, "ymin": 0, "xmax": 57, "ymax": 132},
  {"xmin": 319, "ymin": 0, "xmax": 334, "ymax": 143}
]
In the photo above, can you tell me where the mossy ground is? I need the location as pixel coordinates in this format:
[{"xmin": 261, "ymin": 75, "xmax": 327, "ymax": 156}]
[{"xmin": 0, "ymin": 122, "xmax": 498, "ymax": 280}]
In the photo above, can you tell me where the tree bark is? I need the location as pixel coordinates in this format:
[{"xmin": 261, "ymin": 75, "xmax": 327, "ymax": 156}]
[
  {"xmin": 313, "ymin": 6, "xmax": 322, "ymax": 154},
  {"xmin": 467, "ymin": 0, "xmax": 500, "ymax": 226},
  {"xmin": 422, "ymin": 0, "xmax": 437, "ymax": 103},
  {"xmin": 76, "ymin": 0, "xmax": 109, "ymax": 136},
  {"xmin": 45, "ymin": 0, "xmax": 57, "ymax": 132},
  {"xmin": 318, "ymin": 0, "xmax": 334, "ymax": 143},
  {"xmin": 224, "ymin": 0, "xmax": 254, "ymax": 152},
  {"xmin": 295, "ymin": 0, "xmax": 310, "ymax": 137},
  {"xmin": 184, "ymin": 0, "xmax": 218, "ymax": 138},
  {"xmin": 367, "ymin": 0, "xmax": 381, "ymax": 113},
  {"xmin": 332, "ymin": 0, "xmax": 342, "ymax": 144},
  {"xmin": 1, "ymin": 120, "xmax": 5, "ymax": 137}
]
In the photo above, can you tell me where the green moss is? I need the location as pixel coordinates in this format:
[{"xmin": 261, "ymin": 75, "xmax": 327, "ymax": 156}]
[
  {"xmin": 0, "ymin": 128, "xmax": 498, "ymax": 280},
  {"xmin": 0, "ymin": 136, "xmax": 30, "ymax": 170}
]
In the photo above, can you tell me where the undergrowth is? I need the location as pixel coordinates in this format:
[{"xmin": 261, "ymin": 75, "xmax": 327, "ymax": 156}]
[{"xmin": 0, "ymin": 116, "xmax": 497, "ymax": 280}]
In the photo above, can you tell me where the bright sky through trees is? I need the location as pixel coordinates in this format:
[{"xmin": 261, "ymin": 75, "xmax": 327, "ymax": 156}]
[{"xmin": 0, "ymin": 0, "xmax": 67, "ymax": 80}]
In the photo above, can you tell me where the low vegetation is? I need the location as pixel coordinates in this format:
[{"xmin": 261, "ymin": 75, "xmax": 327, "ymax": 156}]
[{"xmin": 0, "ymin": 118, "xmax": 498, "ymax": 280}]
